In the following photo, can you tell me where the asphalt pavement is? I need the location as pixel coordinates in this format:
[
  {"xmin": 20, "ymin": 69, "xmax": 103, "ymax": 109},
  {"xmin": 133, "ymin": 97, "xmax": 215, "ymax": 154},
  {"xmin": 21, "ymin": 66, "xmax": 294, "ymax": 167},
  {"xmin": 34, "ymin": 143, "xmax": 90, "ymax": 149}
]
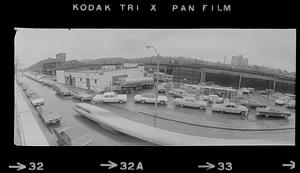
[{"xmin": 18, "ymin": 76, "xmax": 295, "ymax": 145}]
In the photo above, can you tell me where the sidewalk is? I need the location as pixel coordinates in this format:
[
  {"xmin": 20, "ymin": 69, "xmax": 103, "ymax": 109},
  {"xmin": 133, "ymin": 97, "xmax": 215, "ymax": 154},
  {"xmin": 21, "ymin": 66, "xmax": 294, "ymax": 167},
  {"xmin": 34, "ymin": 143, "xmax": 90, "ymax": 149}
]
[{"xmin": 14, "ymin": 82, "xmax": 49, "ymax": 146}]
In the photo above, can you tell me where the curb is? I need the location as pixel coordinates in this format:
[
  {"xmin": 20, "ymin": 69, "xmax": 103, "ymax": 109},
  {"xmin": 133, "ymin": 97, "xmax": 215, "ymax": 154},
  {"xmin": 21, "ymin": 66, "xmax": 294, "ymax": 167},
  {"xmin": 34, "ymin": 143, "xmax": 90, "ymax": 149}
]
[{"xmin": 138, "ymin": 111, "xmax": 295, "ymax": 131}]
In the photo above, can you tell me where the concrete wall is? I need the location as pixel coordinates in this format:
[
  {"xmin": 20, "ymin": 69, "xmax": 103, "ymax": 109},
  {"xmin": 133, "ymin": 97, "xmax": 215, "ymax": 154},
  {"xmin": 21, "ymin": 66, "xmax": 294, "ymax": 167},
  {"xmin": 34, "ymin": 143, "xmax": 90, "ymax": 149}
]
[{"xmin": 56, "ymin": 70, "xmax": 65, "ymax": 84}]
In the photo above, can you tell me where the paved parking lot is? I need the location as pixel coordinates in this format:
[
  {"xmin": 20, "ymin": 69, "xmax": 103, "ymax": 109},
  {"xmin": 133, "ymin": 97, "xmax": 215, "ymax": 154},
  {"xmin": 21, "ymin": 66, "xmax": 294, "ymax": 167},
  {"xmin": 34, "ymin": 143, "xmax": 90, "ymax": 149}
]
[{"xmin": 18, "ymin": 76, "xmax": 295, "ymax": 145}]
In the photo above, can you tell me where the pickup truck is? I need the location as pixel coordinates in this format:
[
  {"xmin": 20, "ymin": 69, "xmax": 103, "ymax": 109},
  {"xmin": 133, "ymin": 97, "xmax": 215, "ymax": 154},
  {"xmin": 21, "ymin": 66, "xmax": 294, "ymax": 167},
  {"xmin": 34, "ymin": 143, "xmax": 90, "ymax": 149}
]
[
  {"xmin": 212, "ymin": 102, "xmax": 249, "ymax": 116},
  {"xmin": 29, "ymin": 93, "xmax": 45, "ymax": 107},
  {"xmin": 134, "ymin": 94, "xmax": 168, "ymax": 104},
  {"xmin": 93, "ymin": 92, "xmax": 127, "ymax": 103},
  {"xmin": 53, "ymin": 124, "xmax": 93, "ymax": 146},
  {"xmin": 256, "ymin": 107, "xmax": 292, "ymax": 118},
  {"xmin": 173, "ymin": 97, "xmax": 207, "ymax": 110},
  {"xmin": 37, "ymin": 107, "xmax": 63, "ymax": 124}
]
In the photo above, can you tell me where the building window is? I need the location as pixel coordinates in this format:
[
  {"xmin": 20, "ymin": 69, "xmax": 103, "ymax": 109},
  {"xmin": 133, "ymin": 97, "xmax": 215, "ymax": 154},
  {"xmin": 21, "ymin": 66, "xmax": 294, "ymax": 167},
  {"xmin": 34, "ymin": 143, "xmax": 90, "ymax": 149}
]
[
  {"xmin": 95, "ymin": 79, "xmax": 97, "ymax": 84},
  {"xmin": 80, "ymin": 78, "xmax": 82, "ymax": 81}
]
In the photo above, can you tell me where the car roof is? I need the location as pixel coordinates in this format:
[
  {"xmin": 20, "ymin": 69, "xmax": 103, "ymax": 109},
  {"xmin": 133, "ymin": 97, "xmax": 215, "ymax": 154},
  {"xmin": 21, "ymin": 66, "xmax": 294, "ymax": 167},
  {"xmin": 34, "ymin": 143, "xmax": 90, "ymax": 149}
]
[
  {"xmin": 104, "ymin": 92, "xmax": 115, "ymax": 95},
  {"xmin": 225, "ymin": 102, "xmax": 236, "ymax": 106},
  {"xmin": 141, "ymin": 94, "xmax": 155, "ymax": 96},
  {"xmin": 30, "ymin": 93, "xmax": 41, "ymax": 99}
]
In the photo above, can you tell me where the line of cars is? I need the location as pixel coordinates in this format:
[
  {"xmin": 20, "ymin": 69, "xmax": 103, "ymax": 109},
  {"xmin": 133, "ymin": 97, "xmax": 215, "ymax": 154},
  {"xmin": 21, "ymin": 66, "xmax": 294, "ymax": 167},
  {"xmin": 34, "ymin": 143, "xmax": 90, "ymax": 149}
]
[
  {"xmin": 24, "ymin": 71, "xmax": 294, "ymax": 121},
  {"xmin": 21, "ymin": 72, "xmax": 94, "ymax": 146},
  {"xmin": 18, "ymin": 80, "xmax": 63, "ymax": 124}
]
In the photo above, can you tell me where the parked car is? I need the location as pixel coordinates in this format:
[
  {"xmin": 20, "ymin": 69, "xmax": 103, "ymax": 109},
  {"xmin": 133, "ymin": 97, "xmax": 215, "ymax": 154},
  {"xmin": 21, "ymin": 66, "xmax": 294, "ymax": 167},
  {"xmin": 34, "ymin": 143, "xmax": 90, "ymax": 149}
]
[
  {"xmin": 240, "ymin": 99, "xmax": 267, "ymax": 109},
  {"xmin": 53, "ymin": 124, "xmax": 93, "ymax": 146},
  {"xmin": 71, "ymin": 91, "xmax": 93, "ymax": 101},
  {"xmin": 57, "ymin": 88, "xmax": 72, "ymax": 96},
  {"xmin": 29, "ymin": 93, "xmax": 45, "ymax": 107},
  {"xmin": 17, "ymin": 80, "xmax": 22, "ymax": 85},
  {"xmin": 36, "ymin": 107, "xmax": 63, "ymax": 124},
  {"xmin": 256, "ymin": 107, "xmax": 292, "ymax": 118},
  {"xmin": 158, "ymin": 87, "xmax": 167, "ymax": 93},
  {"xmin": 286, "ymin": 100, "xmax": 295, "ymax": 109},
  {"xmin": 157, "ymin": 84, "xmax": 167, "ymax": 93},
  {"xmin": 134, "ymin": 94, "xmax": 168, "ymax": 104},
  {"xmin": 167, "ymin": 89, "xmax": 186, "ymax": 98},
  {"xmin": 93, "ymin": 92, "xmax": 127, "ymax": 103},
  {"xmin": 173, "ymin": 97, "xmax": 207, "ymax": 110},
  {"xmin": 25, "ymin": 88, "xmax": 36, "ymax": 98},
  {"xmin": 275, "ymin": 98, "xmax": 289, "ymax": 105},
  {"xmin": 21, "ymin": 83, "xmax": 29, "ymax": 91},
  {"xmin": 207, "ymin": 94, "xmax": 223, "ymax": 104},
  {"xmin": 212, "ymin": 102, "xmax": 249, "ymax": 116}
]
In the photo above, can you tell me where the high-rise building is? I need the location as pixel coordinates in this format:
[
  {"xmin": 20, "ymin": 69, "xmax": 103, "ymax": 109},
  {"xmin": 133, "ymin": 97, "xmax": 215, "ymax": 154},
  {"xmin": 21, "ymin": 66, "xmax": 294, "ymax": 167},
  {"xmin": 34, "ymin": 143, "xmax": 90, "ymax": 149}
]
[{"xmin": 231, "ymin": 55, "xmax": 248, "ymax": 66}]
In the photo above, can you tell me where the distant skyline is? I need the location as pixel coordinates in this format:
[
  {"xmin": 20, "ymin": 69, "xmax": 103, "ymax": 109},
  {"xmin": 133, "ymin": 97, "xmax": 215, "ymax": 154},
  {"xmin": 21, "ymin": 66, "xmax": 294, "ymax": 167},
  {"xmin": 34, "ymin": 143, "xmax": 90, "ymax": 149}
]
[{"xmin": 15, "ymin": 29, "xmax": 296, "ymax": 72}]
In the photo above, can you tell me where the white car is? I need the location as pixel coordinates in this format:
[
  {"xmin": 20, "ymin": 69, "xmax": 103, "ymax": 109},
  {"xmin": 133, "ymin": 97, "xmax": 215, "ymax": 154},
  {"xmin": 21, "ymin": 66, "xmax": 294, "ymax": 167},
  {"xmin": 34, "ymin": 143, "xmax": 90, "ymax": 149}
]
[
  {"xmin": 286, "ymin": 100, "xmax": 295, "ymax": 109},
  {"xmin": 275, "ymin": 98, "xmax": 289, "ymax": 105},
  {"xmin": 212, "ymin": 102, "xmax": 248, "ymax": 116},
  {"xmin": 207, "ymin": 94, "xmax": 223, "ymax": 104},
  {"xmin": 167, "ymin": 89, "xmax": 186, "ymax": 98},
  {"xmin": 30, "ymin": 94, "xmax": 45, "ymax": 107},
  {"xmin": 173, "ymin": 97, "xmax": 207, "ymax": 110},
  {"xmin": 134, "ymin": 94, "xmax": 168, "ymax": 104},
  {"xmin": 93, "ymin": 92, "xmax": 127, "ymax": 103}
]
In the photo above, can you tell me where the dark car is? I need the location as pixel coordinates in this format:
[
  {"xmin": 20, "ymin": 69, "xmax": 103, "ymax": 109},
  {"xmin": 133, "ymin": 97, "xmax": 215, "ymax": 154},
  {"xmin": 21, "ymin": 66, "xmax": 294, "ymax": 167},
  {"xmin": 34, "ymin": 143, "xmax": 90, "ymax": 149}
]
[
  {"xmin": 37, "ymin": 107, "xmax": 63, "ymax": 124},
  {"xmin": 240, "ymin": 99, "xmax": 267, "ymax": 109},
  {"xmin": 53, "ymin": 124, "xmax": 93, "ymax": 146}
]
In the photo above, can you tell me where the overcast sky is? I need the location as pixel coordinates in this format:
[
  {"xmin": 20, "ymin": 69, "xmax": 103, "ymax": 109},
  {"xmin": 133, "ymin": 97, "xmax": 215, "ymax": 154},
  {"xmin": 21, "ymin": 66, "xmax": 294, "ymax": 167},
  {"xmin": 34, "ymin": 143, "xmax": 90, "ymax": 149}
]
[{"xmin": 15, "ymin": 29, "xmax": 296, "ymax": 72}]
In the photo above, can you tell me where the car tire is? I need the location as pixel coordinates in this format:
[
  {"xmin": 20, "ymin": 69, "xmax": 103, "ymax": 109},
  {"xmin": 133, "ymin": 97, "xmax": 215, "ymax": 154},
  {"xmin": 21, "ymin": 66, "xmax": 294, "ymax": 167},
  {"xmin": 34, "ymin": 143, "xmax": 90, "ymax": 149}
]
[
  {"xmin": 241, "ymin": 111, "xmax": 246, "ymax": 116},
  {"xmin": 199, "ymin": 106, "xmax": 203, "ymax": 110},
  {"xmin": 99, "ymin": 100, "xmax": 104, "ymax": 104},
  {"xmin": 160, "ymin": 101, "xmax": 165, "ymax": 105},
  {"xmin": 119, "ymin": 100, "xmax": 124, "ymax": 104},
  {"xmin": 220, "ymin": 110, "xmax": 224, "ymax": 113},
  {"xmin": 141, "ymin": 100, "xmax": 145, "ymax": 104}
]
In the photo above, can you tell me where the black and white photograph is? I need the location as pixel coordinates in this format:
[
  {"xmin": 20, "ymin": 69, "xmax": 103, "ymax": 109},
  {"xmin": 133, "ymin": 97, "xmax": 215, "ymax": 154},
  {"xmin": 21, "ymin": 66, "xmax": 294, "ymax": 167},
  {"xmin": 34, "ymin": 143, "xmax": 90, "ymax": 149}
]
[
  {"xmin": 14, "ymin": 29, "xmax": 295, "ymax": 146},
  {"xmin": 14, "ymin": 29, "xmax": 296, "ymax": 147}
]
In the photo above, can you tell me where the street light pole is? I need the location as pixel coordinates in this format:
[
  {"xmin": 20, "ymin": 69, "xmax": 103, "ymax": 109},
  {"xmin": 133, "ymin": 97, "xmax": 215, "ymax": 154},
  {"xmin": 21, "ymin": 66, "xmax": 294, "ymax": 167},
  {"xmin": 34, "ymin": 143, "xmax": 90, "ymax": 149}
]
[{"xmin": 145, "ymin": 45, "xmax": 160, "ymax": 127}]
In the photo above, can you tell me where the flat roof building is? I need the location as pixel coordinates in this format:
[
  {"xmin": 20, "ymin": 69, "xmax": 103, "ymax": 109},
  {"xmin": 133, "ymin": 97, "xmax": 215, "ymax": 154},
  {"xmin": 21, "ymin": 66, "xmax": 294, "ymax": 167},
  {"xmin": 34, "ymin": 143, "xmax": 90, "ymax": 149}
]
[{"xmin": 56, "ymin": 65, "xmax": 145, "ymax": 92}]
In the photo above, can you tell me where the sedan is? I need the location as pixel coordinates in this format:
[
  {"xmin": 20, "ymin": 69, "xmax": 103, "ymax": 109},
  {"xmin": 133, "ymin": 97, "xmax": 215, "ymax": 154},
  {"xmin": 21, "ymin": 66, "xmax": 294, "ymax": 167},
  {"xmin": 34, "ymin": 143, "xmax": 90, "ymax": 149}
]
[{"xmin": 134, "ymin": 94, "xmax": 168, "ymax": 104}]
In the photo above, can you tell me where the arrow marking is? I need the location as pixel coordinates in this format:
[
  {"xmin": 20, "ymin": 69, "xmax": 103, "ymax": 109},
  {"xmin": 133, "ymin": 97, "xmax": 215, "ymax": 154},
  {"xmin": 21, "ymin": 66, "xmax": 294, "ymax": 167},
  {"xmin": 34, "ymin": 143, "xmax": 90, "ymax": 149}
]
[
  {"xmin": 8, "ymin": 162, "xmax": 26, "ymax": 171},
  {"xmin": 198, "ymin": 162, "xmax": 215, "ymax": 170},
  {"xmin": 100, "ymin": 160, "xmax": 118, "ymax": 169},
  {"xmin": 282, "ymin": 160, "xmax": 295, "ymax": 170}
]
